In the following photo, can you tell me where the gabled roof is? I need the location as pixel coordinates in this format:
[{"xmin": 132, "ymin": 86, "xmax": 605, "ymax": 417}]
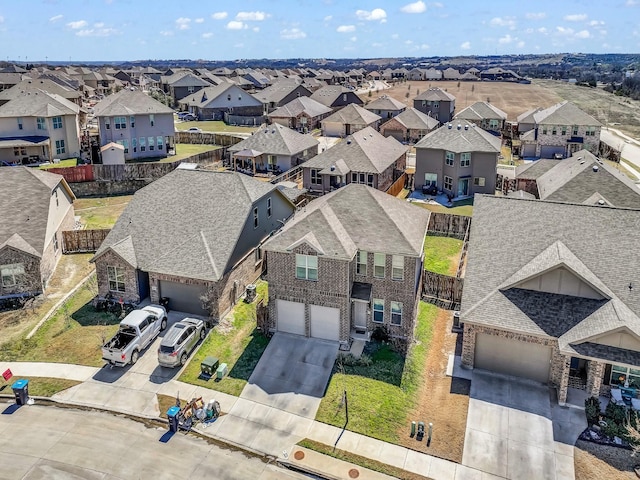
[
  {"xmin": 0, "ymin": 89, "xmax": 80, "ymax": 118},
  {"xmin": 322, "ymin": 104, "xmax": 381, "ymax": 126},
  {"xmin": 227, "ymin": 123, "xmax": 319, "ymax": 156},
  {"xmin": 517, "ymin": 107, "xmax": 543, "ymax": 124},
  {"xmin": 252, "ymin": 82, "xmax": 311, "ymax": 104},
  {"xmin": 93, "ymin": 170, "xmax": 292, "ymax": 281},
  {"xmin": 415, "ymin": 122, "xmax": 501, "ymax": 153},
  {"xmin": 263, "ymin": 183, "xmax": 430, "ymax": 259},
  {"xmin": 365, "ymin": 96, "xmax": 407, "ymax": 111},
  {"xmin": 383, "ymin": 107, "xmax": 439, "ymax": 131},
  {"xmin": 515, "ymin": 159, "xmax": 560, "ymax": 179},
  {"xmin": 182, "ymin": 83, "xmax": 263, "ymax": 108},
  {"xmin": 303, "ymin": 126, "xmax": 407, "ymax": 174},
  {"xmin": 0, "ymin": 167, "xmax": 73, "ymax": 257},
  {"xmin": 533, "ymin": 101, "xmax": 601, "ymax": 126},
  {"xmin": 267, "ymin": 96, "xmax": 332, "ymax": 119},
  {"xmin": 163, "ymin": 71, "xmax": 210, "ymax": 87},
  {"xmin": 310, "ymin": 85, "xmax": 364, "ymax": 107},
  {"xmin": 414, "ymin": 88, "xmax": 456, "ymax": 102},
  {"xmin": 0, "ymin": 78, "xmax": 81, "ymax": 102},
  {"xmin": 94, "ymin": 89, "xmax": 174, "ymax": 116},
  {"xmin": 455, "ymin": 102, "xmax": 507, "ymax": 122}
]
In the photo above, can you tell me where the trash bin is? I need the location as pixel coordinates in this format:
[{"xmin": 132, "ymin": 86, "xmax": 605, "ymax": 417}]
[
  {"xmin": 160, "ymin": 297, "xmax": 170, "ymax": 312},
  {"xmin": 12, "ymin": 379, "xmax": 29, "ymax": 406},
  {"xmin": 245, "ymin": 284, "xmax": 256, "ymax": 303},
  {"xmin": 167, "ymin": 406, "xmax": 181, "ymax": 432},
  {"xmin": 216, "ymin": 363, "xmax": 228, "ymax": 380},
  {"xmin": 201, "ymin": 356, "xmax": 219, "ymax": 376}
]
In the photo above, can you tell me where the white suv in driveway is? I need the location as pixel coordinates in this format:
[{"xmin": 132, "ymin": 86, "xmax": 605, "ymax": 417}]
[{"xmin": 157, "ymin": 318, "xmax": 206, "ymax": 368}]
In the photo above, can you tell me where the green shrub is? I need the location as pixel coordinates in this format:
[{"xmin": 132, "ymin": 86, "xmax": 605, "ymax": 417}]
[{"xmin": 585, "ymin": 396, "xmax": 601, "ymax": 425}]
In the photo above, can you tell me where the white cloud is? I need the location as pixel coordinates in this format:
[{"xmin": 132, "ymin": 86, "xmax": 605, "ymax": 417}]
[
  {"xmin": 234, "ymin": 43, "xmax": 244, "ymax": 48},
  {"xmin": 252, "ymin": 26, "xmax": 260, "ymax": 32},
  {"xmin": 49, "ymin": 14, "xmax": 63, "ymax": 22},
  {"xmin": 432, "ymin": 2, "xmax": 443, "ymax": 7},
  {"xmin": 350, "ymin": 36, "xmax": 357, "ymax": 42},
  {"xmin": 176, "ymin": 17, "xmax": 191, "ymax": 30},
  {"xmin": 525, "ymin": 12, "xmax": 546, "ymax": 20},
  {"xmin": 575, "ymin": 29, "xmax": 591, "ymax": 38},
  {"xmin": 280, "ymin": 27, "xmax": 306, "ymax": 40},
  {"xmin": 324, "ymin": 15, "xmax": 332, "ymax": 21},
  {"xmin": 401, "ymin": 1, "xmax": 426, "ymax": 13},
  {"xmin": 517, "ymin": 41, "xmax": 525, "ymax": 48},
  {"xmin": 195, "ymin": 18, "xmax": 204, "ymax": 23},
  {"xmin": 525, "ymin": 28, "xmax": 534, "ymax": 34},
  {"xmin": 538, "ymin": 27, "xmax": 548, "ymax": 34},
  {"xmin": 499, "ymin": 34, "xmax": 514, "ymax": 44},
  {"xmin": 226, "ymin": 21, "xmax": 247, "ymax": 30},
  {"xmin": 337, "ymin": 25, "xmax": 356, "ymax": 33},
  {"xmin": 405, "ymin": 39, "xmax": 413, "ymax": 45},
  {"xmin": 460, "ymin": 41, "xmax": 471, "ymax": 50},
  {"xmin": 589, "ymin": 20, "xmax": 605, "ymax": 26},
  {"xmin": 355, "ymin": 8, "xmax": 387, "ymax": 22},
  {"xmin": 67, "ymin": 20, "xmax": 88, "ymax": 29},
  {"xmin": 94, "ymin": 22, "xmax": 104, "ymax": 28},
  {"xmin": 372, "ymin": 42, "xmax": 383, "ymax": 47},
  {"xmin": 202, "ymin": 32, "xmax": 213, "ymax": 38},
  {"xmin": 236, "ymin": 11, "xmax": 269, "ymax": 21},
  {"xmin": 490, "ymin": 16, "xmax": 516, "ymax": 29},
  {"xmin": 160, "ymin": 30, "xmax": 173, "ymax": 36},
  {"xmin": 391, "ymin": 33, "xmax": 399, "ymax": 39},
  {"xmin": 419, "ymin": 43, "xmax": 430, "ymax": 49},
  {"xmin": 0, "ymin": 15, "xmax": 5, "ymax": 23},
  {"xmin": 627, "ymin": 0, "xmax": 638, "ymax": 5},
  {"xmin": 211, "ymin": 12, "xmax": 228, "ymax": 20},
  {"xmin": 564, "ymin": 13, "xmax": 587, "ymax": 22},
  {"xmin": 556, "ymin": 26, "xmax": 574, "ymax": 36},
  {"xmin": 76, "ymin": 27, "xmax": 117, "ymax": 37}
]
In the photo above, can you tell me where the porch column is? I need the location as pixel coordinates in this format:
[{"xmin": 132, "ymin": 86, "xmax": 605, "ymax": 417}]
[
  {"xmin": 555, "ymin": 354, "xmax": 571, "ymax": 405},
  {"xmin": 461, "ymin": 323, "xmax": 476, "ymax": 369},
  {"xmin": 586, "ymin": 360, "xmax": 606, "ymax": 398}
]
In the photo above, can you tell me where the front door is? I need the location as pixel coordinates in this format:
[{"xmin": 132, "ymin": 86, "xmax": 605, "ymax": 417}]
[
  {"xmin": 353, "ymin": 301, "xmax": 367, "ymax": 332},
  {"xmin": 458, "ymin": 178, "xmax": 469, "ymax": 197}
]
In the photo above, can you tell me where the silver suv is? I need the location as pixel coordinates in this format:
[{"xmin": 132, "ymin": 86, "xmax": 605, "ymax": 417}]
[{"xmin": 158, "ymin": 318, "xmax": 206, "ymax": 368}]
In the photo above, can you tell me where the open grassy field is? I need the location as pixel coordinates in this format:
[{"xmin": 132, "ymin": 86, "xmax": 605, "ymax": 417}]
[
  {"xmin": 74, "ymin": 195, "xmax": 133, "ymax": 229},
  {"xmin": 175, "ymin": 120, "xmax": 259, "ymax": 134}
]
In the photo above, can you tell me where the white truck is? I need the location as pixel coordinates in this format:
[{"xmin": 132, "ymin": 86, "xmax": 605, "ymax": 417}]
[{"xmin": 102, "ymin": 305, "xmax": 168, "ymax": 367}]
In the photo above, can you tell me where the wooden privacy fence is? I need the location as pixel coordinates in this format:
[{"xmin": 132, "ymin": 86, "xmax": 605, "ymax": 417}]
[
  {"xmin": 62, "ymin": 229, "xmax": 111, "ymax": 253},
  {"xmin": 47, "ymin": 164, "xmax": 94, "ymax": 183},
  {"xmin": 456, "ymin": 218, "xmax": 471, "ymax": 279},
  {"xmin": 175, "ymin": 131, "xmax": 245, "ymax": 146},
  {"xmin": 271, "ymin": 165, "xmax": 303, "ymax": 185},
  {"xmin": 427, "ymin": 212, "xmax": 471, "ymax": 239},
  {"xmin": 422, "ymin": 271, "xmax": 464, "ymax": 310},
  {"xmin": 385, "ymin": 173, "xmax": 407, "ymax": 197}
]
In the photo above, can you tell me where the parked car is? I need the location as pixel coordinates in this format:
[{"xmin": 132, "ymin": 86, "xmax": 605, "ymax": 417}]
[
  {"xmin": 178, "ymin": 112, "xmax": 197, "ymax": 121},
  {"xmin": 102, "ymin": 305, "xmax": 167, "ymax": 367},
  {"xmin": 158, "ymin": 317, "xmax": 207, "ymax": 368},
  {"xmin": 187, "ymin": 127, "xmax": 202, "ymax": 133}
]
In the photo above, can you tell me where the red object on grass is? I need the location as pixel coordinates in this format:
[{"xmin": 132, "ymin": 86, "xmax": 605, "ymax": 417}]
[{"xmin": 2, "ymin": 369, "xmax": 13, "ymax": 381}]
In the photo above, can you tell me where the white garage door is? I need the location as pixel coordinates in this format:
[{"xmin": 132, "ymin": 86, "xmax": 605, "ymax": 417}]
[
  {"xmin": 475, "ymin": 333, "xmax": 551, "ymax": 384},
  {"xmin": 277, "ymin": 300, "xmax": 306, "ymax": 336},
  {"xmin": 310, "ymin": 305, "xmax": 340, "ymax": 342},
  {"xmin": 158, "ymin": 280, "xmax": 208, "ymax": 316},
  {"xmin": 322, "ymin": 122, "xmax": 342, "ymax": 137}
]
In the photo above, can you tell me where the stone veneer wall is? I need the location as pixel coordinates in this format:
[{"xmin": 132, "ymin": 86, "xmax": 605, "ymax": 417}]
[
  {"xmin": 0, "ymin": 247, "xmax": 41, "ymax": 296},
  {"xmin": 40, "ymin": 207, "xmax": 76, "ymax": 288},
  {"xmin": 95, "ymin": 250, "xmax": 139, "ymax": 302}
]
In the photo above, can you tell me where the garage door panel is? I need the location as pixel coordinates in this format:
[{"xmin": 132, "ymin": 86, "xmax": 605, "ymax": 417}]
[
  {"xmin": 310, "ymin": 305, "xmax": 340, "ymax": 342},
  {"xmin": 277, "ymin": 300, "xmax": 305, "ymax": 336},
  {"xmin": 475, "ymin": 333, "xmax": 551, "ymax": 383},
  {"xmin": 159, "ymin": 281, "xmax": 208, "ymax": 316}
]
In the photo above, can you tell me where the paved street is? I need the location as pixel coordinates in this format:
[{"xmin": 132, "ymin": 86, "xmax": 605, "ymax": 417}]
[{"xmin": 600, "ymin": 128, "xmax": 640, "ymax": 178}]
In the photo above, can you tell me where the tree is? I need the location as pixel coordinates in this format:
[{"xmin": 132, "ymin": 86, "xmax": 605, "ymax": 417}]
[
  {"xmin": 471, "ymin": 84, "xmax": 475, "ymax": 93},
  {"xmin": 405, "ymin": 91, "xmax": 410, "ymax": 100},
  {"xmin": 457, "ymin": 81, "xmax": 461, "ymax": 88},
  {"xmin": 368, "ymin": 89, "xmax": 372, "ymax": 97}
]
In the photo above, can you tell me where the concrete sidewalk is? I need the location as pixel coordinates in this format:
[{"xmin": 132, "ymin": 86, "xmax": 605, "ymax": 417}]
[{"xmin": 4, "ymin": 361, "xmax": 485, "ymax": 480}]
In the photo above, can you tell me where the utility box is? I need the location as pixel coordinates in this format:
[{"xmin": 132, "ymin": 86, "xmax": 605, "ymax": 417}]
[
  {"xmin": 216, "ymin": 363, "xmax": 228, "ymax": 380},
  {"xmin": 12, "ymin": 379, "xmax": 29, "ymax": 406},
  {"xmin": 167, "ymin": 406, "xmax": 181, "ymax": 432},
  {"xmin": 201, "ymin": 356, "xmax": 219, "ymax": 376}
]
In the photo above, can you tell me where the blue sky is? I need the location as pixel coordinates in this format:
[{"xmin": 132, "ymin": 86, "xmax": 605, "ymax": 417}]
[{"xmin": 0, "ymin": 0, "xmax": 638, "ymax": 62}]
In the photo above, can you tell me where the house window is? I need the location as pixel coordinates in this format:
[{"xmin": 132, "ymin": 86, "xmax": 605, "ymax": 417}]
[
  {"xmin": 296, "ymin": 254, "xmax": 318, "ymax": 281},
  {"xmin": 373, "ymin": 299, "xmax": 384, "ymax": 323},
  {"xmin": 302, "ymin": 149, "xmax": 308, "ymax": 157},
  {"xmin": 551, "ymin": 126, "xmax": 557, "ymax": 135},
  {"xmin": 105, "ymin": 117, "xmax": 110, "ymax": 129},
  {"xmin": 542, "ymin": 126, "xmax": 547, "ymax": 135},
  {"xmin": 139, "ymin": 136, "xmax": 146, "ymax": 151},
  {"xmin": 390, "ymin": 301, "xmax": 403, "ymax": 325},
  {"xmin": 367, "ymin": 174, "xmax": 374, "ymax": 187},
  {"xmin": 37, "ymin": 117, "xmax": 46, "ymax": 130},
  {"xmin": 255, "ymin": 247, "xmax": 262, "ymax": 263},
  {"xmin": 52, "ymin": 116, "xmax": 63, "ymax": 129},
  {"xmin": 356, "ymin": 251, "xmax": 367, "ymax": 275},
  {"xmin": 1, "ymin": 263, "xmax": 25, "ymax": 287},
  {"xmin": 421, "ymin": 100, "xmax": 426, "ymax": 107},
  {"xmin": 444, "ymin": 175, "xmax": 453, "ymax": 191},
  {"xmin": 310, "ymin": 169, "xmax": 321, "ymax": 185},
  {"xmin": 374, "ymin": 253, "xmax": 385, "ymax": 278},
  {"xmin": 424, "ymin": 173, "xmax": 437, "ymax": 187},
  {"xmin": 227, "ymin": 94, "xmax": 231, "ymax": 101},
  {"xmin": 267, "ymin": 197, "xmax": 272, "ymax": 217},
  {"xmin": 561, "ymin": 126, "xmax": 567, "ymax": 135},
  {"xmin": 130, "ymin": 116, "xmax": 135, "ymax": 128},
  {"xmin": 586, "ymin": 126, "xmax": 596, "ymax": 136},
  {"xmin": 342, "ymin": 93, "xmax": 347, "ymax": 102},
  {"xmin": 53, "ymin": 232, "xmax": 59, "ymax": 252},
  {"xmin": 489, "ymin": 119, "xmax": 499, "ymax": 130},
  {"xmin": 610, "ymin": 365, "xmax": 640, "ymax": 389},
  {"xmin": 268, "ymin": 155, "xmax": 277, "ymax": 170},
  {"xmin": 114, "ymin": 117, "xmax": 126, "ymax": 129},
  {"xmin": 149, "ymin": 114, "xmax": 155, "ymax": 127},
  {"xmin": 460, "ymin": 152, "xmax": 471, "ymax": 167},
  {"xmin": 148, "ymin": 136, "xmax": 155, "ymax": 151},
  {"xmin": 392, "ymin": 255, "xmax": 404, "ymax": 280},
  {"xmin": 17, "ymin": 118, "xmax": 23, "ymax": 130},
  {"xmin": 107, "ymin": 266, "xmax": 126, "ymax": 293},
  {"xmin": 157, "ymin": 136, "xmax": 164, "ymax": 151},
  {"xmin": 253, "ymin": 207, "xmax": 259, "ymax": 228},
  {"xmin": 188, "ymin": 86, "xmax": 195, "ymax": 93},
  {"xmin": 122, "ymin": 139, "xmax": 129, "ymax": 154},
  {"xmin": 572, "ymin": 125, "xmax": 579, "ymax": 136},
  {"xmin": 132, "ymin": 137, "xmax": 137, "ymax": 152},
  {"xmin": 54, "ymin": 189, "xmax": 59, "ymax": 207},
  {"xmin": 433, "ymin": 101, "xmax": 439, "ymax": 108},
  {"xmin": 13, "ymin": 147, "xmax": 26, "ymax": 156},
  {"xmin": 55, "ymin": 139, "xmax": 65, "ymax": 155},
  {"xmin": 473, "ymin": 177, "xmax": 485, "ymax": 187},
  {"xmin": 445, "ymin": 151, "xmax": 454, "ymax": 166}
]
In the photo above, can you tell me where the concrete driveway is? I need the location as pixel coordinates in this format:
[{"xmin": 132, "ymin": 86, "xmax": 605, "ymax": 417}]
[{"xmin": 462, "ymin": 370, "xmax": 577, "ymax": 480}]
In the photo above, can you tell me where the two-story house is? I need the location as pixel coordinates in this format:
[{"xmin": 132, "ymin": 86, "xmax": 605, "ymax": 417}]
[
  {"xmin": 379, "ymin": 107, "xmax": 439, "ymax": 144},
  {"xmin": 415, "ymin": 122, "xmax": 502, "ymax": 198},
  {"xmin": 91, "ymin": 169, "xmax": 295, "ymax": 319},
  {"xmin": 0, "ymin": 89, "xmax": 82, "ymax": 164},
  {"xmin": 413, "ymin": 88, "xmax": 456, "ymax": 123},
  {"xmin": 321, "ymin": 104, "xmax": 381, "ymax": 137},
  {"xmin": 1, "ymin": 167, "xmax": 75, "ymax": 299},
  {"xmin": 181, "ymin": 83, "xmax": 264, "ymax": 123},
  {"xmin": 454, "ymin": 101, "xmax": 507, "ymax": 135},
  {"xmin": 519, "ymin": 101, "xmax": 602, "ymax": 159},
  {"xmin": 252, "ymin": 82, "xmax": 312, "ymax": 114},
  {"xmin": 267, "ymin": 96, "xmax": 333, "ymax": 132},
  {"xmin": 161, "ymin": 71, "xmax": 209, "ymax": 106},
  {"xmin": 94, "ymin": 89, "xmax": 175, "ymax": 161},
  {"xmin": 263, "ymin": 183, "xmax": 430, "ymax": 345},
  {"xmin": 364, "ymin": 96, "xmax": 407, "ymax": 120},
  {"xmin": 302, "ymin": 126, "xmax": 407, "ymax": 194},
  {"xmin": 310, "ymin": 86, "xmax": 364, "ymax": 111}
]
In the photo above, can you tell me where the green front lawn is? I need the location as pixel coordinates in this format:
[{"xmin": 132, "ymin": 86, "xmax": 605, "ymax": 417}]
[
  {"xmin": 0, "ymin": 377, "xmax": 82, "ymax": 397},
  {"xmin": 415, "ymin": 198, "xmax": 474, "ymax": 216},
  {"xmin": 175, "ymin": 120, "xmax": 260, "ymax": 134},
  {"xmin": 39, "ymin": 159, "xmax": 78, "ymax": 169},
  {"xmin": 178, "ymin": 281, "xmax": 270, "ymax": 397},
  {"xmin": 423, "ymin": 235, "xmax": 464, "ymax": 276},
  {"xmin": 74, "ymin": 195, "xmax": 133, "ymax": 229},
  {"xmin": 315, "ymin": 302, "xmax": 437, "ymax": 444}
]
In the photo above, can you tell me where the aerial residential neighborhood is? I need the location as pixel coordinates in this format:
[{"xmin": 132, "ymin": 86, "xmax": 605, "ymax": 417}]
[{"xmin": 1, "ymin": 2, "xmax": 640, "ymax": 480}]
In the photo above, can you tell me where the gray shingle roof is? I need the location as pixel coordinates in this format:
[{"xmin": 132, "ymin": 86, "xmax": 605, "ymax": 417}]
[
  {"xmin": 533, "ymin": 101, "xmax": 601, "ymax": 126},
  {"xmin": 322, "ymin": 104, "xmax": 381, "ymax": 126},
  {"xmin": 0, "ymin": 167, "xmax": 69, "ymax": 256},
  {"xmin": 303, "ymin": 126, "xmax": 407, "ymax": 174},
  {"xmin": 310, "ymin": 86, "xmax": 363, "ymax": 107},
  {"xmin": 383, "ymin": 107, "xmax": 439, "ymax": 131},
  {"xmin": 516, "ymin": 107, "xmax": 542, "ymax": 124},
  {"xmin": 93, "ymin": 170, "xmax": 287, "ymax": 282},
  {"xmin": 263, "ymin": 183, "xmax": 430, "ymax": 259},
  {"xmin": 267, "ymin": 96, "xmax": 332, "ymax": 119},
  {"xmin": 415, "ymin": 122, "xmax": 501, "ymax": 153},
  {"xmin": 414, "ymin": 88, "xmax": 456, "ymax": 102},
  {"xmin": 182, "ymin": 83, "xmax": 263, "ymax": 108},
  {"xmin": 0, "ymin": 89, "xmax": 79, "ymax": 118},
  {"xmin": 455, "ymin": 102, "xmax": 507, "ymax": 121},
  {"xmin": 252, "ymin": 82, "xmax": 311, "ymax": 104},
  {"xmin": 461, "ymin": 195, "xmax": 640, "ymax": 355},
  {"xmin": 515, "ymin": 159, "xmax": 560, "ymax": 179},
  {"xmin": 365, "ymin": 96, "xmax": 407, "ymax": 111},
  {"xmin": 227, "ymin": 123, "xmax": 319, "ymax": 156},
  {"xmin": 94, "ymin": 89, "xmax": 174, "ymax": 116},
  {"xmin": 0, "ymin": 78, "xmax": 81, "ymax": 102}
]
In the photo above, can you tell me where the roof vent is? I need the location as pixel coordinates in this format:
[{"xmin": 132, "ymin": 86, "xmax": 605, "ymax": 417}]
[
  {"xmin": 457, "ymin": 124, "xmax": 461, "ymax": 130},
  {"xmin": 592, "ymin": 165, "xmax": 599, "ymax": 172},
  {"xmin": 447, "ymin": 123, "xmax": 452, "ymax": 129},
  {"xmin": 578, "ymin": 157, "xmax": 585, "ymax": 164},
  {"xmin": 464, "ymin": 124, "xmax": 469, "ymax": 130},
  {"xmin": 346, "ymin": 140, "xmax": 351, "ymax": 144},
  {"xmin": 598, "ymin": 199, "xmax": 605, "ymax": 205},
  {"xmin": 330, "ymin": 165, "xmax": 336, "ymax": 171}
]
